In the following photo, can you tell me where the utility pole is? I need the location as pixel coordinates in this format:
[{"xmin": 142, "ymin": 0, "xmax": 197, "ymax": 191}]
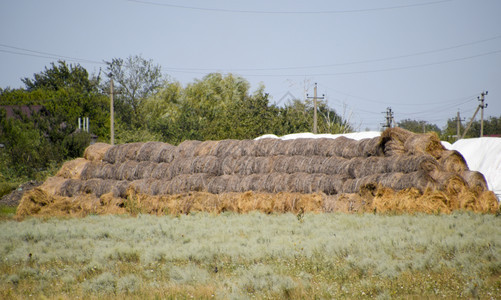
[
  {"xmin": 456, "ymin": 110, "xmax": 464, "ymax": 141},
  {"xmin": 110, "ymin": 75, "xmax": 114, "ymax": 146},
  {"xmin": 306, "ymin": 83, "xmax": 324, "ymax": 134},
  {"xmin": 381, "ymin": 107, "xmax": 394, "ymax": 129},
  {"xmin": 461, "ymin": 91, "xmax": 488, "ymax": 139},
  {"xmin": 479, "ymin": 91, "xmax": 488, "ymax": 137}
]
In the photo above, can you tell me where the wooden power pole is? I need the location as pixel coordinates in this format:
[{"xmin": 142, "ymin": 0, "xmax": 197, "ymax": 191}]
[
  {"xmin": 479, "ymin": 91, "xmax": 488, "ymax": 137},
  {"xmin": 110, "ymin": 76, "xmax": 114, "ymax": 146},
  {"xmin": 306, "ymin": 83, "xmax": 324, "ymax": 134},
  {"xmin": 461, "ymin": 91, "xmax": 488, "ymax": 139}
]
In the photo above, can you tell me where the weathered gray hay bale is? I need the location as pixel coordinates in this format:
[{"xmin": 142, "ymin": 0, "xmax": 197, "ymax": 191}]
[
  {"xmin": 462, "ymin": 170, "xmax": 488, "ymax": 191},
  {"xmin": 212, "ymin": 139, "xmax": 243, "ymax": 157},
  {"xmin": 136, "ymin": 142, "xmax": 175, "ymax": 162},
  {"xmin": 403, "ymin": 132, "xmax": 444, "ymax": 158},
  {"xmin": 84, "ymin": 143, "xmax": 112, "ymax": 162},
  {"xmin": 174, "ymin": 140, "xmax": 202, "ymax": 158},
  {"xmin": 439, "ymin": 150, "xmax": 468, "ymax": 173},
  {"xmin": 115, "ymin": 160, "xmax": 141, "ymax": 181},
  {"xmin": 103, "ymin": 143, "xmax": 144, "ymax": 164},
  {"xmin": 342, "ymin": 171, "xmax": 435, "ymax": 194},
  {"xmin": 60, "ymin": 179, "xmax": 120, "ymax": 197},
  {"xmin": 135, "ymin": 161, "xmax": 157, "ymax": 179},
  {"xmin": 80, "ymin": 162, "xmax": 114, "ymax": 180},
  {"xmin": 193, "ymin": 140, "xmax": 219, "ymax": 156}
]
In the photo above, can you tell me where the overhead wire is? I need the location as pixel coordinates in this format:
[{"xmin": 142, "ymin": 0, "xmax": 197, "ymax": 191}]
[
  {"xmin": 163, "ymin": 34, "xmax": 501, "ymax": 72},
  {"xmin": 127, "ymin": 0, "xmax": 455, "ymax": 14},
  {"xmin": 0, "ymin": 44, "xmax": 105, "ymax": 65}
]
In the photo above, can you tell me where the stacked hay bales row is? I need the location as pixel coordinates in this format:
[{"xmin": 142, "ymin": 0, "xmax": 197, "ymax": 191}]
[{"xmin": 17, "ymin": 128, "xmax": 499, "ymax": 217}]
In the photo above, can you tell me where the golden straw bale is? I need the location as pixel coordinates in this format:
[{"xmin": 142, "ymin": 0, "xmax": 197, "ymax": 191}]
[
  {"xmin": 57, "ymin": 158, "xmax": 89, "ymax": 179},
  {"xmin": 84, "ymin": 143, "xmax": 112, "ymax": 162},
  {"xmin": 458, "ymin": 189, "xmax": 499, "ymax": 213},
  {"xmin": 371, "ymin": 187, "xmax": 451, "ymax": 214},
  {"xmin": 323, "ymin": 193, "xmax": 369, "ymax": 213},
  {"xmin": 438, "ymin": 150, "xmax": 468, "ymax": 174},
  {"xmin": 38, "ymin": 176, "xmax": 68, "ymax": 196},
  {"xmin": 16, "ymin": 188, "xmax": 52, "ymax": 218}
]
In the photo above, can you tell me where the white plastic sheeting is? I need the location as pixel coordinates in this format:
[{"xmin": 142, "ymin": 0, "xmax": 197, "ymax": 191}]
[{"xmin": 446, "ymin": 138, "xmax": 501, "ymax": 201}]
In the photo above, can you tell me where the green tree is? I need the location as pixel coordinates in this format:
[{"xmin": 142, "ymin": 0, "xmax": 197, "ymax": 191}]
[
  {"xmin": 397, "ymin": 119, "xmax": 441, "ymax": 135},
  {"xmin": 22, "ymin": 60, "xmax": 99, "ymax": 93},
  {"xmin": 275, "ymin": 98, "xmax": 351, "ymax": 135},
  {"xmin": 0, "ymin": 61, "xmax": 110, "ymax": 179},
  {"xmin": 105, "ymin": 55, "xmax": 163, "ymax": 129}
]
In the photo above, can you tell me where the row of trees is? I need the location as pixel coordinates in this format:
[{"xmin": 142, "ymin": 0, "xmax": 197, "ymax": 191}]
[
  {"xmin": 0, "ymin": 56, "xmax": 351, "ymax": 179},
  {"xmin": 398, "ymin": 117, "xmax": 501, "ymax": 140}
]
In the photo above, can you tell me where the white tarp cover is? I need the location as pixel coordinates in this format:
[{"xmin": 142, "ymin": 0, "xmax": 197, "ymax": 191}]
[{"xmin": 256, "ymin": 132, "xmax": 501, "ymax": 200}]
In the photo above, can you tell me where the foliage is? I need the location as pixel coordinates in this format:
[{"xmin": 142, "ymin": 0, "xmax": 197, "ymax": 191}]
[
  {"xmin": 0, "ymin": 61, "xmax": 110, "ymax": 180},
  {"xmin": 144, "ymin": 73, "xmax": 351, "ymax": 144},
  {"xmin": 442, "ymin": 115, "xmax": 501, "ymax": 141},
  {"xmin": 22, "ymin": 60, "xmax": 100, "ymax": 93},
  {"xmin": 0, "ymin": 212, "xmax": 499, "ymax": 298},
  {"xmin": 105, "ymin": 55, "xmax": 163, "ymax": 129},
  {"xmin": 397, "ymin": 119, "xmax": 441, "ymax": 135},
  {"xmin": 275, "ymin": 99, "xmax": 352, "ymax": 135}
]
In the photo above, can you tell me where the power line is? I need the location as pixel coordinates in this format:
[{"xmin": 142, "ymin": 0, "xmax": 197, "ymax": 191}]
[
  {"xmin": 0, "ymin": 44, "xmax": 105, "ymax": 65},
  {"xmin": 127, "ymin": 0, "xmax": 454, "ymax": 14},
  {"xmin": 161, "ymin": 48, "xmax": 501, "ymax": 78},
  {"xmin": 164, "ymin": 34, "xmax": 501, "ymax": 72}
]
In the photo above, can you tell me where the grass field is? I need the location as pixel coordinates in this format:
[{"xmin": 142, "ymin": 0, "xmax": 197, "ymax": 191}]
[{"xmin": 1, "ymin": 211, "xmax": 500, "ymax": 299}]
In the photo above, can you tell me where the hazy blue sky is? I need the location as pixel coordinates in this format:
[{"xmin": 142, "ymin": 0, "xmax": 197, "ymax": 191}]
[{"xmin": 1, "ymin": 0, "xmax": 500, "ymax": 132}]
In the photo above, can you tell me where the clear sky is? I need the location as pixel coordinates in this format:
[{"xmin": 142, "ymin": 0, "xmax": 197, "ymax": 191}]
[{"xmin": 1, "ymin": 0, "xmax": 500, "ymax": 132}]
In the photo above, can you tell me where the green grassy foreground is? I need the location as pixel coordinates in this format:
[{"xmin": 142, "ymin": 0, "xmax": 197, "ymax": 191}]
[{"xmin": 1, "ymin": 212, "xmax": 500, "ymax": 299}]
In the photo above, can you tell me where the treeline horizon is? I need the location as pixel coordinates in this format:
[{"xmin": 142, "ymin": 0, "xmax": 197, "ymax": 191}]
[{"xmin": 0, "ymin": 55, "xmax": 499, "ymax": 182}]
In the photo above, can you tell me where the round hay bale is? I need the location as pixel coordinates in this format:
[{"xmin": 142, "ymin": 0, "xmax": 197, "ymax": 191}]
[
  {"xmin": 103, "ymin": 143, "xmax": 143, "ymax": 164},
  {"xmin": 403, "ymin": 131, "xmax": 444, "ymax": 158},
  {"xmin": 174, "ymin": 140, "xmax": 202, "ymax": 158},
  {"xmin": 461, "ymin": 170, "xmax": 488, "ymax": 191},
  {"xmin": 57, "ymin": 158, "xmax": 89, "ymax": 179},
  {"xmin": 439, "ymin": 150, "xmax": 468, "ymax": 174},
  {"xmin": 156, "ymin": 144, "xmax": 176, "ymax": 163},
  {"xmin": 193, "ymin": 140, "xmax": 219, "ymax": 156},
  {"xmin": 84, "ymin": 143, "xmax": 112, "ymax": 162},
  {"xmin": 39, "ymin": 176, "xmax": 69, "ymax": 196},
  {"xmin": 136, "ymin": 142, "xmax": 170, "ymax": 161},
  {"xmin": 116, "ymin": 160, "xmax": 141, "ymax": 181}
]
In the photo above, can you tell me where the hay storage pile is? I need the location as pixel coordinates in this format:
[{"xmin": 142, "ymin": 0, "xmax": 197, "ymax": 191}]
[{"xmin": 17, "ymin": 128, "xmax": 499, "ymax": 217}]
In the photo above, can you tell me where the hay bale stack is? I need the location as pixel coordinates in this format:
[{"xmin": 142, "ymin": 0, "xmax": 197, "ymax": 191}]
[{"xmin": 17, "ymin": 128, "xmax": 499, "ymax": 218}]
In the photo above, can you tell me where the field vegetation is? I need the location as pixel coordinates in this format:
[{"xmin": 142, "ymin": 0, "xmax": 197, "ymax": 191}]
[{"xmin": 1, "ymin": 212, "xmax": 500, "ymax": 299}]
